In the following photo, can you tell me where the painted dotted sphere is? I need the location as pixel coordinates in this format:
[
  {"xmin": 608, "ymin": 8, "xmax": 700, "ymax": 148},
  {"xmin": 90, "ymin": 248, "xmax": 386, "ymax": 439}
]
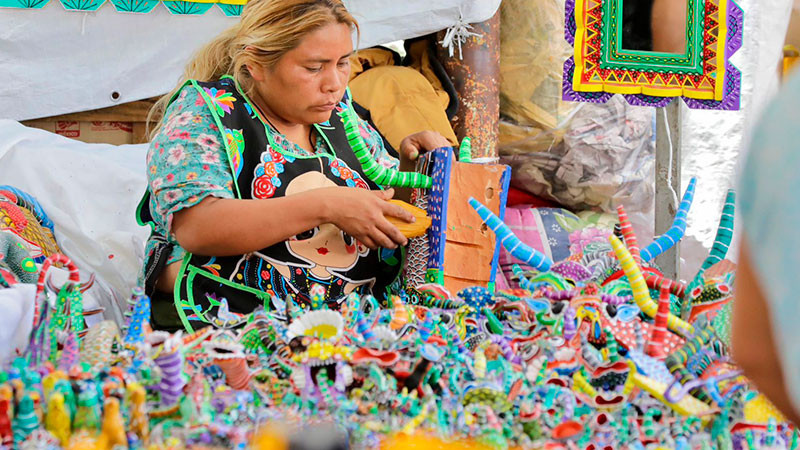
[{"xmin": 457, "ymin": 286, "xmax": 493, "ymax": 310}]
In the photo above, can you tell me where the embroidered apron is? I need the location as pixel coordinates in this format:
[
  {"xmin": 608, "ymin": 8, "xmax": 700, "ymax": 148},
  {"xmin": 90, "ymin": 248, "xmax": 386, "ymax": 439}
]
[{"xmin": 138, "ymin": 76, "xmax": 403, "ymax": 331}]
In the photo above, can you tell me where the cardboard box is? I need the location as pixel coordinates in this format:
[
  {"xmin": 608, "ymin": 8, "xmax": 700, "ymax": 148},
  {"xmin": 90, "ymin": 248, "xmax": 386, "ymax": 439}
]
[{"xmin": 24, "ymin": 120, "xmax": 135, "ymax": 145}]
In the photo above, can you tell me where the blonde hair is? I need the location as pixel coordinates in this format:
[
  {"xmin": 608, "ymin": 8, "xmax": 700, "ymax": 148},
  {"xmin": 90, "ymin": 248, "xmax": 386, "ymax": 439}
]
[{"xmin": 147, "ymin": 0, "xmax": 358, "ymax": 138}]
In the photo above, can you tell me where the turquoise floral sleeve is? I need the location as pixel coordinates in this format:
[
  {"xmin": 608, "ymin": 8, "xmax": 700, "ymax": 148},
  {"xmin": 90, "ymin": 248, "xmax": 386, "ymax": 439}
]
[
  {"xmin": 144, "ymin": 85, "xmax": 234, "ymax": 266},
  {"xmin": 147, "ymin": 86, "xmax": 235, "ymax": 232}
]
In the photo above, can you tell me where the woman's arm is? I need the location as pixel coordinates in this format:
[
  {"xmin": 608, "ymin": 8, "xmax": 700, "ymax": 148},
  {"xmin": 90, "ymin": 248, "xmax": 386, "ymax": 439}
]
[
  {"xmin": 732, "ymin": 240, "xmax": 800, "ymax": 425},
  {"xmin": 172, "ymin": 186, "xmax": 414, "ymax": 256}
]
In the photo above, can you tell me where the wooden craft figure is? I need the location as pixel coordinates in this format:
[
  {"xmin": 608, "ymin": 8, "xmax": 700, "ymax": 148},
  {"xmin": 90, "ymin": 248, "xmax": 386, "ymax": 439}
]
[
  {"xmin": 409, "ymin": 144, "xmax": 511, "ymax": 294},
  {"xmin": 26, "ymin": 254, "xmax": 97, "ymax": 366},
  {"xmin": 342, "ymin": 108, "xmax": 512, "ymax": 295},
  {"xmin": 0, "ymin": 185, "xmax": 60, "ymax": 286}
]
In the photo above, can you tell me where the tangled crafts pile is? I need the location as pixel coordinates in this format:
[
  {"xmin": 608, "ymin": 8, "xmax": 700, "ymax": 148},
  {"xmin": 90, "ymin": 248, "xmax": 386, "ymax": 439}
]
[{"xmin": 0, "ymin": 182, "xmax": 795, "ymax": 450}]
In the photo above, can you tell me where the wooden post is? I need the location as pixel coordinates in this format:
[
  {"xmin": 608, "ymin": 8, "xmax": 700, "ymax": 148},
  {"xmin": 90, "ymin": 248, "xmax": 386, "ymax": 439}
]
[
  {"xmin": 654, "ymin": 101, "xmax": 682, "ymax": 280},
  {"xmin": 435, "ymin": 11, "xmax": 500, "ymax": 160}
]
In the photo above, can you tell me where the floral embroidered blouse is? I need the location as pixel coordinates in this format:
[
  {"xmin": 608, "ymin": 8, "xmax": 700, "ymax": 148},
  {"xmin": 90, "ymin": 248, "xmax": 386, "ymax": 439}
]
[{"xmin": 141, "ymin": 85, "xmax": 398, "ymax": 283}]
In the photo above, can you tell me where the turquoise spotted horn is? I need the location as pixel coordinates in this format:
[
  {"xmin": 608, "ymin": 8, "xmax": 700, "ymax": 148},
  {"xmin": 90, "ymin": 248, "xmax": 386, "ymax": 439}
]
[
  {"xmin": 341, "ymin": 101, "xmax": 433, "ymax": 189},
  {"xmin": 468, "ymin": 197, "xmax": 553, "ymax": 272},
  {"xmin": 641, "ymin": 177, "xmax": 696, "ymax": 263}
]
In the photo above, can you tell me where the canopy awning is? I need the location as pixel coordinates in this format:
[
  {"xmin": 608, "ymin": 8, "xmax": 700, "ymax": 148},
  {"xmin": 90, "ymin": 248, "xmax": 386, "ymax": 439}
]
[{"xmin": 0, "ymin": 0, "xmax": 501, "ymax": 121}]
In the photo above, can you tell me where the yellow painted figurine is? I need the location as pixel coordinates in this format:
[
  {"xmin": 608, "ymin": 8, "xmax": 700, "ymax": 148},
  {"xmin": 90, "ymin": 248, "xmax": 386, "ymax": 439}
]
[
  {"xmin": 127, "ymin": 382, "xmax": 149, "ymax": 444},
  {"xmin": 45, "ymin": 393, "xmax": 71, "ymax": 446},
  {"xmin": 98, "ymin": 397, "xmax": 128, "ymax": 449}
]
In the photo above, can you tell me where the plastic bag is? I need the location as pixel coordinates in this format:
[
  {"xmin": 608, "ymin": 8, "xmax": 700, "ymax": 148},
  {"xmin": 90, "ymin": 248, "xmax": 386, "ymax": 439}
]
[
  {"xmin": 500, "ymin": 96, "xmax": 655, "ymax": 214},
  {"xmin": 499, "ymin": 0, "xmax": 578, "ymax": 129}
]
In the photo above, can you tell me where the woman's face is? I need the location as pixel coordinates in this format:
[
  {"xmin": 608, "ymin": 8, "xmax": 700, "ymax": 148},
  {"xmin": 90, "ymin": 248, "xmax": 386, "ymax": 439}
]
[{"xmin": 249, "ymin": 22, "xmax": 353, "ymax": 126}]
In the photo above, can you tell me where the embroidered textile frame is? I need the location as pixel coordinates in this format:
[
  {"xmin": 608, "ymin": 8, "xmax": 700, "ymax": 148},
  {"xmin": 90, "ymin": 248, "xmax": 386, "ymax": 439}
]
[{"xmin": 563, "ymin": 0, "xmax": 743, "ymax": 110}]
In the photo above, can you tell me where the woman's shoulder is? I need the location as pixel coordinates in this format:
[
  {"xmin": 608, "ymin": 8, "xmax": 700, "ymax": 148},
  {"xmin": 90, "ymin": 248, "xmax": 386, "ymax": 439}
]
[
  {"xmin": 163, "ymin": 84, "xmax": 209, "ymax": 117},
  {"xmin": 151, "ymin": 85, "xmax": 221, "ymax": 151}
]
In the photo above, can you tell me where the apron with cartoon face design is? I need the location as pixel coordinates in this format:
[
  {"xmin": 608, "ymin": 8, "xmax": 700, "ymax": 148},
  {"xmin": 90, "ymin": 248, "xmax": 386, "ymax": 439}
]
[{"xmin": 137, "ymin": 76, "xmax": 403, "ymax": 331}]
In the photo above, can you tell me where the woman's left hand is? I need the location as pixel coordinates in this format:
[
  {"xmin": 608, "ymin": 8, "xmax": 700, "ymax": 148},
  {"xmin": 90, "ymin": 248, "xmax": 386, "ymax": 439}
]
[
  {"xmin": 398, "ymin": 131, "xmax": 451, "ymax": 168},
  {"xmin": 395, "ymin": 131, "xmax": 452, "ymax": 203}
]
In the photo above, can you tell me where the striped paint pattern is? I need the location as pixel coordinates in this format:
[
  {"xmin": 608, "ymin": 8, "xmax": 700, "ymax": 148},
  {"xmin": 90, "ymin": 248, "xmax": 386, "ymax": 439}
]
[
  {"xmin": 681, "ymin": 189, "xmax": 735, "ymax": 318},
  {"xmin": 616, "ymin": 205, "xmax": 641, "ymax": 264},
  {"xmin": 342, "ymin": 103, "xmax": 433, "ymax": 189},
  {"xmin": 609, "ymin": 235, "xmax": 694, "ymax": 337},
  {"xmin": 34, "ymin": 254, "xmax": 80, "ymax": 329},
  {"xmin": 469, "ymin": 197, "xmax": 553, "ymax": 272},
  {"xmin": 701, "ymin": 189, "xmax": 735, "ymax": 272},
  {"xmin": 458, "ymin": 137, "xmax": 472, "ymax": 162},
  {"xmin": 511, "ymin": 264, "xmax": 550, "ymax": 292},
  {"xmin": 646, "ymin": 285, "xmax": 672, "ymax": 360}
]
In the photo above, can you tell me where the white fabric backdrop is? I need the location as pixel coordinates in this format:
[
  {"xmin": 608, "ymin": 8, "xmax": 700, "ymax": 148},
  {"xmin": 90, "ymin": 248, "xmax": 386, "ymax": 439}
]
[
  {"xmin": 0, "ymin": 0, "xmax": 500, "ymax": 121},
  {"xmin": 0, "ymin": 120, "xmax": 149, "ymax": 323},
  {"xmin": 676, "ymin": 0, "xmax": 793, "ymax": 279}
]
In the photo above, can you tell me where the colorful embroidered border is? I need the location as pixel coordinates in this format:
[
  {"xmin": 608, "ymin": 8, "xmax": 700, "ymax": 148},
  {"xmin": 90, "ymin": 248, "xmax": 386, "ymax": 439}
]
[
  {"xmin": 601, "ymin": 0, "xmax": 703, "ymax": 73},
  {"xmin": 0, "ymin": 0, "xmax": 245, "ymax": 15},
  {"xmin": 563, "ymin": 0, "xmax": 742, "ymax": 110}
]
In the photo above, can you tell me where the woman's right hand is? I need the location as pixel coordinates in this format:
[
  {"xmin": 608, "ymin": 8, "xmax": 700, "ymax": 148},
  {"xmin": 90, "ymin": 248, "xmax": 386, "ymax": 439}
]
[{"xmin": 319, "ymin": 187, "xmax": 414, "ymax": 250}]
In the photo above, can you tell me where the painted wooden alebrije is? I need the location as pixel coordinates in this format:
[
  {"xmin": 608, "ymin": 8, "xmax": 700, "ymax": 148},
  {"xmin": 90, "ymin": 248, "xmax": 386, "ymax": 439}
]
[
  {"xmin": 604, "ymin": 180, "xmax": 696, "ymax": 296},
  {"xmin": 609, "ymin": 235, "xmax": 694, "ymax": 337},
  {"xmin": 616, "ymin": 204, "xmax": 641, "ymax": 265},
  {"xmin": 416, "ymin": 147, "xmax": 511, "ymax": 294},
  {"xmin": 344, "ymin": 101, "xmax": 509, "ymax": 293},
  {"xmin": 681, "ymin": 189, "xmax": 735, "ymax": 319},
  {"xmin": 341, "ymin": 102, "xmax": 432, "ymax": 189},
  {"xmin": 470, "ymin": 201, "xmax": 553, "ymax": 273},
  {"xmin": 646, "ymin": 285, "xmax": 672, "ymax": 360},
  {"xmin": 641, "ymin": 177, "xmax": 697, "ymax": 263}
]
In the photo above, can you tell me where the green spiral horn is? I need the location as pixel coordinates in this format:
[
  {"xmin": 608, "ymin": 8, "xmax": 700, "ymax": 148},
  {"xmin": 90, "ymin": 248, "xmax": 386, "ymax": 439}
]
[
  {"xmin": 459, "ymin": 137, "xmax": 472, "ymax": 162},
  {"xmin": 341, "ymin": 104, "xmax": 433, "ymax": 189}
]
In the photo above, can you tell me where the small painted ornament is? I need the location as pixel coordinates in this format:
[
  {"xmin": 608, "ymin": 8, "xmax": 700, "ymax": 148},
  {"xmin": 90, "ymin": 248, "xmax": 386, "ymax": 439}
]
[
  {"xmin": 13, "ymin": 394, "xmax": 39, "ymax": 444},
  {"xmin": 0, "ymin": 396, "xmax": 12, "ymax": 447},
  {"xmin": 45, "ymin": 392, "xmax": 71, "ymax": 446}
]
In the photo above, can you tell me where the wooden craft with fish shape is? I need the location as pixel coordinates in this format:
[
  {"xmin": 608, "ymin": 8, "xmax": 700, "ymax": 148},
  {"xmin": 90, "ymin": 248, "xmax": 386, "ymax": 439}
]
[
  {"xmin": 342, "ymin": 108, "xmax": 511, "ymax": 294},
  {"xmin": 408, "ymin": 146, "xmax": 511, "ymax": 294}
]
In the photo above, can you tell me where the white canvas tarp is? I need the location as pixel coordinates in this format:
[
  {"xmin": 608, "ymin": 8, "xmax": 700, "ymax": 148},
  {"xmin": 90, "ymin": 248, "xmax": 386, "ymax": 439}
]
[
  {"xmin": 0, "ymin": 119, "xmax": 148, "ymax": 322},
  {"xmin": 0, "ymin": 0, "xmax": 500, "ymax": 121}
]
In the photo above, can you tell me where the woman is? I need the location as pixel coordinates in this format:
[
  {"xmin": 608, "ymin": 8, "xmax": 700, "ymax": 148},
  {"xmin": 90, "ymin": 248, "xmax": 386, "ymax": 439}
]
[{"xmin": 138, "ymin": 0, "xmax": 450, "ymax": 331}]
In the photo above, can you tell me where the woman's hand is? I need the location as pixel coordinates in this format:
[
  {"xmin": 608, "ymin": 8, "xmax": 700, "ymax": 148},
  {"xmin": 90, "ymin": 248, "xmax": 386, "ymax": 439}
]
[
  {"xmin": 319, "ymin": 187, "xmax": 415, "ymax": 250},
  {"xmin": 398, "ymin": 131, "xmax": 452, "ymax": 170},
  {"xmin": 395, "ymin": 131, "xmax": 451, "ymax": 202}
]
